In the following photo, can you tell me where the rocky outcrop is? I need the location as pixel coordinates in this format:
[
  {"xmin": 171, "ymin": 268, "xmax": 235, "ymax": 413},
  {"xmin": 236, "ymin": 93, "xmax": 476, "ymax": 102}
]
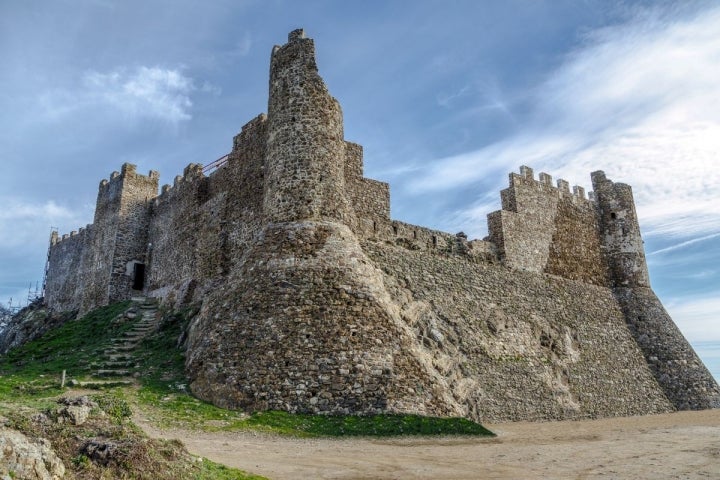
[
  {"xmin": 186, "ymin": 221, "xmax": 462, "ymax": 416},
  {"xmin": 0, "ymin": 427, "xmax": 65, "ymax": 480},
  {"xmin": 0, "ymin": 300, "xmax": 74, "ymax": 355}
]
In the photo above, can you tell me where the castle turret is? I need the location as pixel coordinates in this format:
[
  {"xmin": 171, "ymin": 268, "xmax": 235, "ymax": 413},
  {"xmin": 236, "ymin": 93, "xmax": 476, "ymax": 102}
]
[
  {"xmin": 263, "ymin": 28, "xmax": 355, "ymax": 226},
  {"xmin": 81, "ymin": 163, "xmax": 159, "ymax": 310},
  {"xmin": 591, "ymin": 171, "xmax": 650, "ymax": 288}
]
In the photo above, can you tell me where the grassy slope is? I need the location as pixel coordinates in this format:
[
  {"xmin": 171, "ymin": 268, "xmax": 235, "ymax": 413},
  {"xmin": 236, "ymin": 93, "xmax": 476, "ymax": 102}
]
[{"xmin": 0, "ymin": 301, "xmax": 494, "ymax": 476}]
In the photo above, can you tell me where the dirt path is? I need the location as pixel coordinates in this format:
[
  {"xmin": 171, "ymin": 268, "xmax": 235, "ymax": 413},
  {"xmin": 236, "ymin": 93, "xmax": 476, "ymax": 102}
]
[{"xmin": 138, "ymin": 409, "xmax": 720, "ymax": 479}]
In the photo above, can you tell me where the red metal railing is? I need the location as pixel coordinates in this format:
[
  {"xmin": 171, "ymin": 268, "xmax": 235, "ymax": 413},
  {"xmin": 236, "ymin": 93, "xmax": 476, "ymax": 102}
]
[{"xmin": 202, "ymin": 153, "xmax": 230, "ymax": 174}]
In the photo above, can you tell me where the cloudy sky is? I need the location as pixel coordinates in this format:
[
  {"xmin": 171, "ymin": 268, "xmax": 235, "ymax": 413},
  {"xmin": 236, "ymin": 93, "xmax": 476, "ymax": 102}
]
[{"xmin": 1, "ymin": 1, "xmax": 718, "ymax": 375}]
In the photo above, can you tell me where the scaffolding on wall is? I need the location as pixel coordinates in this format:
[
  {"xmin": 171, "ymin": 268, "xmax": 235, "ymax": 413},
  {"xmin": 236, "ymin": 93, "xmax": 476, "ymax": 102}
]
[{"xmin": 41, "ymin": 227, "xmax": 57, "ymax": 298}]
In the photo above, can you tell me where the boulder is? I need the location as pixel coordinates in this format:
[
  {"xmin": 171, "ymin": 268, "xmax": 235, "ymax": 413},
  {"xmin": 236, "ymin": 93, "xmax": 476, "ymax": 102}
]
[{"xmin": 0, "ymin": 427, "xmax": 65, "ymax": 480}]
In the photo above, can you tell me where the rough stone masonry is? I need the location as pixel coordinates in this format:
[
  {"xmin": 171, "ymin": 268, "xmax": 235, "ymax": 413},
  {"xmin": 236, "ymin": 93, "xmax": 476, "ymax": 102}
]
[{"xmin": 43, "ymin": 29, "xmax": 720, "ymax": 422}]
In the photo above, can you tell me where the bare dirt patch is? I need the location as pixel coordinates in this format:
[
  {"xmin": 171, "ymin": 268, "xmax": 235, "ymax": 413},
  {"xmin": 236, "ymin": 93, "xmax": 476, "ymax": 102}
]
[{"xmin": 137, "ymin": 409, "xmax": 720, "ymax": 479}]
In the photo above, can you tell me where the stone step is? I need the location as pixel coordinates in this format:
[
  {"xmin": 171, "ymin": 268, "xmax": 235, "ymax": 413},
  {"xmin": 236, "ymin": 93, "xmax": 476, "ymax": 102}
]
[
  {"xmin": 94, "ymin": 360, "xmax": 134, "ymax": 369},
  {"xmin": 123, "ymin": 332, "xmax": 148, "ymax": 339},
  {"xmin": 128, "ymin": 326, "xmax": 154, "ymax": 333},
  {"xmin": 76, "ymin": 379, "xmax": 134, "ymax": 388},
  {"xmin": 109, "ymin": 343, "xmax": 137, "ymax": 352},
  {"xmin": 105, "ymin": 354, "xmax": 133, "ymax": 361},
  {"xmin": 96, "ymin": 369, "xmax": 130, "ymax": 377}
]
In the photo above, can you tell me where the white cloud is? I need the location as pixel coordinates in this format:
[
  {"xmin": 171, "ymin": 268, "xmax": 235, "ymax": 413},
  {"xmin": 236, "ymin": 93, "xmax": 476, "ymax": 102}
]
[
  {"xmin": 414, "ymin": 5, "xmax": 720, "ymax": 242},
  {"xmin": 83, "ymin": 66, "xmax": 195, "ymax": 122},
  {"xmin": 0, "ymin": 198, "xmax": 92, "ymax": 249},
  {"xmin": 0, "ymin": 197, "xmax": 92, "ymax": 307},
  {"xmin": 37, "ymin": 66, "xmax": 199, "ymax": 124}
]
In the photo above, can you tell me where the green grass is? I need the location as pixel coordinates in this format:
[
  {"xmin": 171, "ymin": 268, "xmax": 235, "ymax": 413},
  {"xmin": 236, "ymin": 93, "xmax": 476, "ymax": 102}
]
[
  {"xmin": 243, "ymin": 410, "xmax": 494, "ymax": 437},
  {"xmin": 1, "ymin": 300, "xmax": 494, "ymax": 439},
  {"xmin": 195, "ymin": 459, "xmax": 266, "ymax": 480},
  {"xmin": 0, "ymin": 301, "xmax": 131, "ymax": 377}
]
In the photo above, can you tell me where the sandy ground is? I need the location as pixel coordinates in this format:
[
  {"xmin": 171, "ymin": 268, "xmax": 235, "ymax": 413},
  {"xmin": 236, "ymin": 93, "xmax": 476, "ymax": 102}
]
[{"xmin": 139, "ymin": 409, "xmax": 720, "ymax": 479}]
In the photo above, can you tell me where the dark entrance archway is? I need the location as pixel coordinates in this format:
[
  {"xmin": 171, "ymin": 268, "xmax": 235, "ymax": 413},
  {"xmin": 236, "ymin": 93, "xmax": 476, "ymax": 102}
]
[{"xmin": 132, "ymin": 263, "xmax": 145, "ymax": 291}]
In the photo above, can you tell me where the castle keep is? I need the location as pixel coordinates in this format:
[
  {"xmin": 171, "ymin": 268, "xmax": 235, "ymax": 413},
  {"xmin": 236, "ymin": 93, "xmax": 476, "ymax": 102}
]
[{"xmin": 44, "ymin": 30, "xmax": 720, "ymax": 421}]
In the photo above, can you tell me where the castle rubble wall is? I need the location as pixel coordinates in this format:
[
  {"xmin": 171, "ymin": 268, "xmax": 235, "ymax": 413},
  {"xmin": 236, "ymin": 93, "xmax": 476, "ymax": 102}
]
[
  {"xmin": 615, "ymin": 287, "xmax": 720, "ymax": 410},
  {"xmin": 39, "ymin": 29, "xmax": 718, "ymax": 422},
  {"xmin": 592, "ymin": 171, "xmax": 650, "ymax": 288},
  {"xmin": 362, "ymin": 241, "xmax": 674, "ymax": 421},
  {"xmin": 219, "ymin": 114, "xmax": 268, "ymax": 262},
  {"xmin": 488, "ymin": 166, "xmax": 609, "ymax": 286},
  {"xmin": 343, "ymin": 141, "xmax": 391, "ymax": 238},
  {"xmin": 45, "ymin": 229, "xmax": 90, "ymax": 313},
  {"xmin": 147, "ymin": 165, "xmax": 207, "ymax": 301},
  {"xmin": 146, "ymin": 114, "xmax": 268, "ymax": 305},
  {"xmin": 107, "ymin": 164, "xmax": 158, "ymax": 303},
  {"xmin": 185, "ymin": 221, "xmax": 462, "ymax": 417}
]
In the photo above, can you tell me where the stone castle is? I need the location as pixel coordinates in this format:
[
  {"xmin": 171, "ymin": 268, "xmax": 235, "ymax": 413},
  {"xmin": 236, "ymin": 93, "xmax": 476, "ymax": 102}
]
[{"xmin": 44, "ymin": 29, "xmax": 719, "ymax": 421}]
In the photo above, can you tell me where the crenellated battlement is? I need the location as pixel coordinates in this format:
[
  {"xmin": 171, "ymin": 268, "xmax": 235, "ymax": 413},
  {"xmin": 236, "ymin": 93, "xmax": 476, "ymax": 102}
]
[
  {"xmin": 488, "ymin": 165, "xmax": 609, "ymax": 285},
  {"xmin": 154, "ymin": 163, "xmax": 208, "ymax": 206},
  {"xmin": 510, "ymin": 165, "xmax": 593, "ymax": 205}
]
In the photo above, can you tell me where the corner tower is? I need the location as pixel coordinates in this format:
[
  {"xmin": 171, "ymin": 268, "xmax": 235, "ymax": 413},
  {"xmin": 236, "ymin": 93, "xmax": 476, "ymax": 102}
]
[
  {"xmin": 81, "ymin": 163, "xmax": 158, "ymax": 311},
  {"xmin": 591, "ymin": 171, "xmax": 649, "ymax": 288},
  {"xmin": 591, "ymin": 171, "xmax": 719, "ymax": 410},
  {"xmin": 185, "ymin": 30, "xmax": 458, "ymax": 418}
]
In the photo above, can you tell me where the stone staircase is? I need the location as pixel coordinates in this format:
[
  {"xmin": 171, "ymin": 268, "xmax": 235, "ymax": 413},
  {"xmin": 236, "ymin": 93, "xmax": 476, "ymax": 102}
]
[{"xmin": 90, "ymin": 297, "xmax": 160, "ymax": 380}]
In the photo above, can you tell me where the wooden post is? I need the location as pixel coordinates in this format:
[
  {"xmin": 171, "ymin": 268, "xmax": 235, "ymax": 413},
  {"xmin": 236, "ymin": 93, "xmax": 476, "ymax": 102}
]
[{"xmin": 61, "ymin": 369, "xmax": 66, "ymax": 388}]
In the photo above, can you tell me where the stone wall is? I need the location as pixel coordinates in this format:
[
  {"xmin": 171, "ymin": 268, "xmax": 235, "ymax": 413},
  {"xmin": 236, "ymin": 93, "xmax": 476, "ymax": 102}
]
[
  {"xmin": 45, "ymin": 229, "xmax": 89, "ymax": 313},
  {"xmin": 592, "ymin": 171, "xmax": 650, "ymax": 288},
  {"xmin": 363, "ymin": 241, "xmax": 675, "ymax": 421},
  {"xmin": 57, "ymin": 164, "xmax": 159, "ymax": 313},
  {"xmin": 107, "ymin": 164, "xmax": 158, "ymax": 303},
  {"xmin": 264, "ymin": 29, "xmax": 355, "ymax": 226},
  {"xmin": 147, "ymin": 164, "xmax": 207, "ymax": 300},
  {"xmin": 488, "ymin": 166, "xmax": 608, "ymax": 286},
  {"xmin": 615, "ymin": 287, "xmax": 720, "ymax": 410}
]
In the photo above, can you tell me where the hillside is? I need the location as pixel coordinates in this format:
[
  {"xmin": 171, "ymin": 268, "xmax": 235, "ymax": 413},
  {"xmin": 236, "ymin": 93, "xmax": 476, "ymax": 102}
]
[{"xmin": 0, "ymin": 300, "xmax": 492, "ymax": 479}]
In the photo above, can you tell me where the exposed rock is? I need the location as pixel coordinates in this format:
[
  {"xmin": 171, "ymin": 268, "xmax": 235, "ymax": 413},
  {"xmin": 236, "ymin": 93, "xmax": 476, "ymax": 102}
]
[
  {"xmin": 0, "ymin": 301, "xmax": 74, "ymax": 355},
  {"xmin": 0, "ymin": 427, "xmax": 65, "ymax": 480},
  {"xmin": 80, "ymin": 439, "xmax": 119, "ymax": 466},
  {"xmin": 56, "ymin": 396, "xmax": 97, "ymax": 425}
]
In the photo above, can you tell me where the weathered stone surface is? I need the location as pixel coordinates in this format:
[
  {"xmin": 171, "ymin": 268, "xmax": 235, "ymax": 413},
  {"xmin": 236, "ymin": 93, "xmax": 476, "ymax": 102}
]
[
  {"xmin": 56, "ymin": 396, "xmax": 97, "ymax": 426},
  {"xmin": 0, "ymin": 301, "xmax": 74, "ymax": 355},
  {"xmin": 81, "ymin": 439, "xmax": 119, "ymax": 466},
  {"xmin": 38, "ymin": 29, "xmax": 720, "ymax": 421},
  {"xmin": 0, "ymin": 427, "xmax": 65, "ymax": 480}
]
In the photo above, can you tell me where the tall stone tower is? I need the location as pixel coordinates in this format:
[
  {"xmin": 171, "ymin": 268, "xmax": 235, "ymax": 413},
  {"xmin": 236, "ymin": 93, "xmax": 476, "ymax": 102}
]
[
  {"xmin": 591, "ymin": 171, "xmax": 718, "ymax": 410},
  {"xmin": 81, "ymin": 163, "xmax": 158, "ymax": 311},
  {"xmin": 591, "ymin": 171, "xmax": 650, "ymax": 288},
  {"xmin": 264, "ymin": 29, "xmax": 356, "ymax": 227},
  {"xmin": 185, "ymin": 30, "xmax": 459, "ymax": 417}
]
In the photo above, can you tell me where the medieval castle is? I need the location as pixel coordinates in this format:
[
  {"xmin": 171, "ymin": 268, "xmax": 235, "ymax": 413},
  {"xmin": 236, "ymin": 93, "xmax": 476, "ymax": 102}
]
[{"xmin": 44, "ymin": 29, "xmax": 719, "ymax": 422}]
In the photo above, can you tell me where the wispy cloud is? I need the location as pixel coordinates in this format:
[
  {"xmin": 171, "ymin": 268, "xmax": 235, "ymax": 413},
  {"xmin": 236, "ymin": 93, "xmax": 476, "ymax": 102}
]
[
  {"xmin": 413, "ymin": 5, "xmax": 720, "ymax": 240},
  {"xmin": 649, "ymin": 232, "xmax": 720, "ymax": 256},
  {"xmin": 83, "ymin": 66, "xmax": 195, "ymax": 122},
  {"xmin": 0, "ymin": 198, "xmax": 92, "ymax": 249},
  {"xmin": 39, "ymin": 66, "xmax": 202, "ymax": 124}
]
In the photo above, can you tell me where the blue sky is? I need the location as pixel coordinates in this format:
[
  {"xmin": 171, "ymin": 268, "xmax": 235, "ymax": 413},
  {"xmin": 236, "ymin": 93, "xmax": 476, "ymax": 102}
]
[{"xmin": 1, "ymin": 1, "xmax": 718, "ymax": 374}]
